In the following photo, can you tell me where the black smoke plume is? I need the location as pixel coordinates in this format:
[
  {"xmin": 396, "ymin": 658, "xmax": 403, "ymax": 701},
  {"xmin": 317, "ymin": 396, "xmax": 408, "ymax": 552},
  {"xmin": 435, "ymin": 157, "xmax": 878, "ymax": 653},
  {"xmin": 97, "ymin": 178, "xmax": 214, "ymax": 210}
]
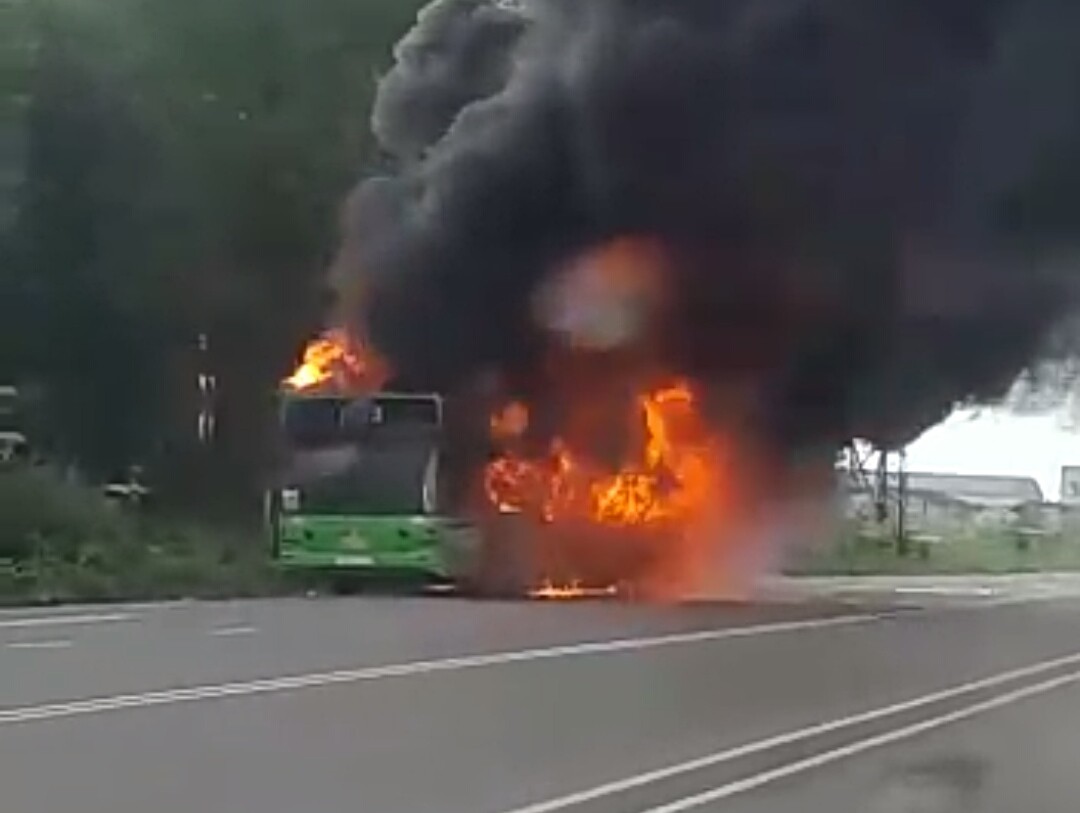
[{"xmin": 334, "ymin": 0, "xmax": 1080, "ymax": 456}]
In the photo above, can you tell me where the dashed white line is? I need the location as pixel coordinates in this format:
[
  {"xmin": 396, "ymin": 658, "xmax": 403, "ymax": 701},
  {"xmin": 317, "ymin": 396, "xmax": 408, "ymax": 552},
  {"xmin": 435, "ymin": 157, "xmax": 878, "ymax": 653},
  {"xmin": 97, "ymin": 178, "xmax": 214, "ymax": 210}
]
[
  {"xmin": 893, "ymin": 586, "xmax": 997, "ymax": 597},
  {"xmin": 0, "ymin": 613, "xmax": 134, "ymax": 631},
  {"xmin": 0, "ymin": 613, "xmax": 876, "ymax": 727},
  {"xmin": 210, "ymin": 626, "xmax": 258, "ymax": 637},
  {"xmin": 7, "ymin": 640, "xmax": 73, "ymax": 650},
  {"xmin": 638, "ymin": 667, "xmax": 1080, "ymax": 812},
  {"xmin": 496, "ymin": 647, "xmax": 1080, "ymax": 813}
]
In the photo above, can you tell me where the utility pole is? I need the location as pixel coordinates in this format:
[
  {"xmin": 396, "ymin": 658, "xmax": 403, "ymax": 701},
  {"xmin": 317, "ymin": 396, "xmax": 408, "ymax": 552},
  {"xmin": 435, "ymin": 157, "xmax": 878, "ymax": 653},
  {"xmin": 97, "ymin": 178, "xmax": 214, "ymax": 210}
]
[
  {"xmin": 896, "ymin": 449, "xmax": 909, "ymax": 556},
  {"xmin": 196, "ymin": 333, "xmax": 216, "ymax": 444},
  {"xmin": 869, "ymin": 445, "xmax": 909, "ymax": 554},
  {"xmin": 874, "ymin": 448, "xmax": 889, "ymax": 525}
]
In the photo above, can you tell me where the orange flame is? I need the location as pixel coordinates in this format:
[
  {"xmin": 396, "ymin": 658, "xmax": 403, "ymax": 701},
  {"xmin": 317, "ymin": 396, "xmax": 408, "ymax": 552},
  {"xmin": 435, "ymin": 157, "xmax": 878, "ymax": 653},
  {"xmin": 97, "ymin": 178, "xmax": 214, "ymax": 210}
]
[
  {"xmin": 483, "ymin": 382, "xmax": 722, "ymax": 529},
  {"xmin": 482, "ymin": 380, "xmax": 730, "ymax": 599},
  {"xmin": 284, "ymin": 329, "xmax": 389, "ymax": 393}
]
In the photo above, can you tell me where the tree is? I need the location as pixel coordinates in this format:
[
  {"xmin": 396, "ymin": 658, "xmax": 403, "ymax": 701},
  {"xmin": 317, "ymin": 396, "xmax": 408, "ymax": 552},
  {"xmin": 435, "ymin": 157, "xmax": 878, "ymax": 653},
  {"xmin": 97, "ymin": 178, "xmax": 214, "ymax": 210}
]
[
  {"xmin": 12, "ymin": 19, "xmax": 165, "ymax": 475},
  {"xmin": 5, "ymin": 0, "xmax": 427, "ymax": 510},
  {"xmin": 0, "ymin": 0, "xmax": 37, "ymax": 378}
]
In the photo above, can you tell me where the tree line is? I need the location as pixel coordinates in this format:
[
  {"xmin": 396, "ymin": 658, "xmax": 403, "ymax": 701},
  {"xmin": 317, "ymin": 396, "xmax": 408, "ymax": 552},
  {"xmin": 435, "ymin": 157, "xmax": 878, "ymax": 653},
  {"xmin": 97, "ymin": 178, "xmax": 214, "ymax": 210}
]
[{"xmin": 1, "ymin": 0, "xmax": 424, "ymax": 515}]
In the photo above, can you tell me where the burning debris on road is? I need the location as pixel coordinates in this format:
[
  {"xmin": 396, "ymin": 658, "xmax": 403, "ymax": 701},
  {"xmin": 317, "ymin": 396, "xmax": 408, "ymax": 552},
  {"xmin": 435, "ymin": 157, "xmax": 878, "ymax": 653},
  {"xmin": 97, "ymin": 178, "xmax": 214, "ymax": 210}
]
[{"xmin": 297, "ymin": 0, "xmax": 1080, "ymax": 597}]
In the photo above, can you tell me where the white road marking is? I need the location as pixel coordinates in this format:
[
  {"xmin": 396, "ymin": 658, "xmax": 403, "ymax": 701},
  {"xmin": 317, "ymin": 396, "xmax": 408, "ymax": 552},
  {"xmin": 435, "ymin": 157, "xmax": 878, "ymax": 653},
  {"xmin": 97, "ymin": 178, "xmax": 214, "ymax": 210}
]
[
  {"xmin": 0, "ymin": 600, "xmax": 186, "ymax": 618},
  {"xmin": 209, "ymin": 626, "xmax": 258, "ymax": 637},
  {"xmin": 496, "ymin": 647, "xmax": 1080, "ymax": 813},
  {"xmin": 893, "ymin": 586, "xmax": 997, "ymax": 597},
  {"xmin": 639, "ymin": 667, "xmax": 1080, "ymax": 812},
  {"xmin": 0, "ymin": 613, "xmax": 875, "ymax": 727},
  {"xmin": 7, "ymin": 640, "xmax": 72, "ymax": 650},
  {"xmin": 0, "ymin": 613, "xmax": 133, "ymax": 631}
]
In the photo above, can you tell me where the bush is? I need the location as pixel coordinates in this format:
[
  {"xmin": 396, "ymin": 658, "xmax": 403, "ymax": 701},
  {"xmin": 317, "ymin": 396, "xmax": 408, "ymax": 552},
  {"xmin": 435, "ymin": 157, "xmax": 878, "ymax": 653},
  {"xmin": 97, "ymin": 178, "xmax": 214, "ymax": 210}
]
[
  {"xmin": 0, "ymin": 466, "xmax": 128, "ymax": 561},
  {"xmin": 0, "ymin": 466, "xmax": 286, "ymax": 604}
]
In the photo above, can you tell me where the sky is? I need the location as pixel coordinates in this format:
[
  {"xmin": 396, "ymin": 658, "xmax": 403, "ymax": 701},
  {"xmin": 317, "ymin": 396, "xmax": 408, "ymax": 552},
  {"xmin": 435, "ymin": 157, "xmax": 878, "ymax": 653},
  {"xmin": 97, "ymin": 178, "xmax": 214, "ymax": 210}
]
[{"xmin": 905, "ymin": 406, "xmax": 1080, "ymax": 501}]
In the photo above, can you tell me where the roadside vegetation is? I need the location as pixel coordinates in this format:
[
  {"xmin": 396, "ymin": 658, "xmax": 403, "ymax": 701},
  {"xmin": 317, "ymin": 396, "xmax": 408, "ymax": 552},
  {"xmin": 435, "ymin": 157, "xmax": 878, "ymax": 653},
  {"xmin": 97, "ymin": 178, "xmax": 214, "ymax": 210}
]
[
  {"xmin": 0, "ymin": 466, "xmax": 288, "ymax": 605},
  {"xmin": 4, "ymin": 464, "xmax": 1080, "ymax": 603},
  {"xmin": 786, "ymin": 521, "xmax": 1080, "ymax": 576}
]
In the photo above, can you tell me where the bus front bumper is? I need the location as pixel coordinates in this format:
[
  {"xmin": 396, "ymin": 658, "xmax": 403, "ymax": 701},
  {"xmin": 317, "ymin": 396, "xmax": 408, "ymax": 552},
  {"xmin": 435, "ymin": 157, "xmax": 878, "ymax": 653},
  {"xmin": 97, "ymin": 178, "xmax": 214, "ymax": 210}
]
[{"xmin": 274, "ymin": 514, "xmax": 449, "ymax": 576}]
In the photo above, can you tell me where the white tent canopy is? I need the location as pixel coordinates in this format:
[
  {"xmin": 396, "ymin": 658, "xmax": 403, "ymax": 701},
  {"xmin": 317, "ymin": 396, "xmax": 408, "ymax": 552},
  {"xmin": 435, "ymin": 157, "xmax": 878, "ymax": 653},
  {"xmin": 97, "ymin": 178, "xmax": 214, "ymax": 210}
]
[{"xmin": 905, "ymin": 407, "xmax": 1080, "ymax": 502}]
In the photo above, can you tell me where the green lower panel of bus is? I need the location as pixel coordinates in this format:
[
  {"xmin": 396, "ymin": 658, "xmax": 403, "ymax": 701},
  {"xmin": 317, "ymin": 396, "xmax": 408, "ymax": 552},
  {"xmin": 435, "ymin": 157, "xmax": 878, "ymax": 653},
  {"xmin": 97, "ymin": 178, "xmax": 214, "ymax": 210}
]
[{"xmin": 275, "ymin": 514, "xmax": 451, "ymax": 576}]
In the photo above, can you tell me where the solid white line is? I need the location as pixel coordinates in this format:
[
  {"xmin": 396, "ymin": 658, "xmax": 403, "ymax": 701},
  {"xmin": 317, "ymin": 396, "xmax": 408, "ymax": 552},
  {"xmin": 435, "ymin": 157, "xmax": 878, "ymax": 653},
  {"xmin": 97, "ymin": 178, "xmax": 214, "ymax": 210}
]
[
  {"xmin": 640, "ymin": 667, "xmax": 1080, "ymax": 812},
  {"xmin": 0, "ymin": 613, "xmax": 134, "ymax": 631},
  {"xmin": 209, "ymin": 626, "xmax": 258, "ymax": 637},
  {"xmin": 8, "ymin": 640, "xmax": 73, "ymax": 650},
  {"xmin": 0, "ymin": 613, "xmax": 874, "ymax": 727},
  {"xmin": 495, "ymin": 647, "xmax": 1080, "ymax": 813},
  {"xmin": 0, "ymin": 600, "xmax": 187, "ymax": 618}
]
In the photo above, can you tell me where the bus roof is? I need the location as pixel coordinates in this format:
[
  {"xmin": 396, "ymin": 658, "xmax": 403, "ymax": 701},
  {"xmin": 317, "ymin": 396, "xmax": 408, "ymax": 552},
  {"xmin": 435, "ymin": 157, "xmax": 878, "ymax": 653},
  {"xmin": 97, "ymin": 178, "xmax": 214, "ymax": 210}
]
[{"xmin": 278, "ymin": 388, "xmax": 441, "ymax": 402}]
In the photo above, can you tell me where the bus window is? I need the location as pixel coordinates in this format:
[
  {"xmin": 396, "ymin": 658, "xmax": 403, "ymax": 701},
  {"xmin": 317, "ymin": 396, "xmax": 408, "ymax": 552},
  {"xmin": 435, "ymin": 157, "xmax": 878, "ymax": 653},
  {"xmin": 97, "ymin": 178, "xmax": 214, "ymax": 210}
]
[{"xmin": 280, "ymin": 397, "xmax": 346, "ymax": 447}]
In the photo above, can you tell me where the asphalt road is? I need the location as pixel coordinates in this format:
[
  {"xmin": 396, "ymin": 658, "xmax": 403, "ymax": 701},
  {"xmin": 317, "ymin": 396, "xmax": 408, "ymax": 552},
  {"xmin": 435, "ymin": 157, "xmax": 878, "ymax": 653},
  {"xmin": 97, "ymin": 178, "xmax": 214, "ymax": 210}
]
[{"xmin": 2, "ymin": 586, "xmax": 1080, "ymax": 812}]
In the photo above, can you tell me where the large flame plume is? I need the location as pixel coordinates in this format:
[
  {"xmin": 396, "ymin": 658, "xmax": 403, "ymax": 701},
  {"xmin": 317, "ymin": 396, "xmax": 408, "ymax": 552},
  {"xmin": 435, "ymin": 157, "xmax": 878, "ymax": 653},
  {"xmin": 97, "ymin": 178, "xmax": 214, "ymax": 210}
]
[
  {"xmin": 485, "ymin": 382, "xmax": 722, "ymax": 526},
  {"xmin": 483, "ymin": 380, "xmax": 752, "ymax": 598}
]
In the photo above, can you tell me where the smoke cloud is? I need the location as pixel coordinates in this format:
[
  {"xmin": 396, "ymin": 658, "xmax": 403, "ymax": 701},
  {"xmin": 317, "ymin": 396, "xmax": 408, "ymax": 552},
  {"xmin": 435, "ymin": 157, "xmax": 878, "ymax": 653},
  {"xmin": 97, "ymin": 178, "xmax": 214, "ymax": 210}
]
[
  {"xmin": 335, "ymin": 0, "xmax": 1080, "ymax": 456},
  {"xmin": 371, "ymin": 0, "xmax": 528, "ymax": 163}
]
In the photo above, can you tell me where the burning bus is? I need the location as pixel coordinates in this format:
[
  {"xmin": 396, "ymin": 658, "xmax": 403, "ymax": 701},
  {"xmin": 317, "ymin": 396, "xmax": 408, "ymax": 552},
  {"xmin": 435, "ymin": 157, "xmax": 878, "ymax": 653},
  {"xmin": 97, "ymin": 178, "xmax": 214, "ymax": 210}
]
[
  {"xmin": 270, "ymin": 388, "xmax": 449, "ymax": 578},
  {"xmin": 268, "ymin": 331, "xmax": 533, "ymax": 595},
  {"xmin": 267, "ymin": 330, "xmax": 739, "ymax": 598},
  {"xmin": 269, "ymin": 332, "xmax": 468, "ymax": 589}
]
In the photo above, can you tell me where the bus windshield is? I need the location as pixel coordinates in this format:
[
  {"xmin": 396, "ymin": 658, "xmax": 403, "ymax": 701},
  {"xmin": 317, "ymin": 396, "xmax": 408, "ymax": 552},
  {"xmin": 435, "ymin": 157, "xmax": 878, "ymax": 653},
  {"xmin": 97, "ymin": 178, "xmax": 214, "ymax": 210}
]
[{"xmin": 278, "ymin": 393, "xmax": 441, "ymax": 515}]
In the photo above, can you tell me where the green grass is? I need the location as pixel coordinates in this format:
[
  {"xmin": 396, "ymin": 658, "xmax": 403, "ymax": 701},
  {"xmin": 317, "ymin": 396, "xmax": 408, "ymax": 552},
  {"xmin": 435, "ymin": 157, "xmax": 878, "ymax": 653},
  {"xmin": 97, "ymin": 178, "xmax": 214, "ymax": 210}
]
[{"xmin": 786, "ymin": 526, "xmax": 1080, "ymax": 576}]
